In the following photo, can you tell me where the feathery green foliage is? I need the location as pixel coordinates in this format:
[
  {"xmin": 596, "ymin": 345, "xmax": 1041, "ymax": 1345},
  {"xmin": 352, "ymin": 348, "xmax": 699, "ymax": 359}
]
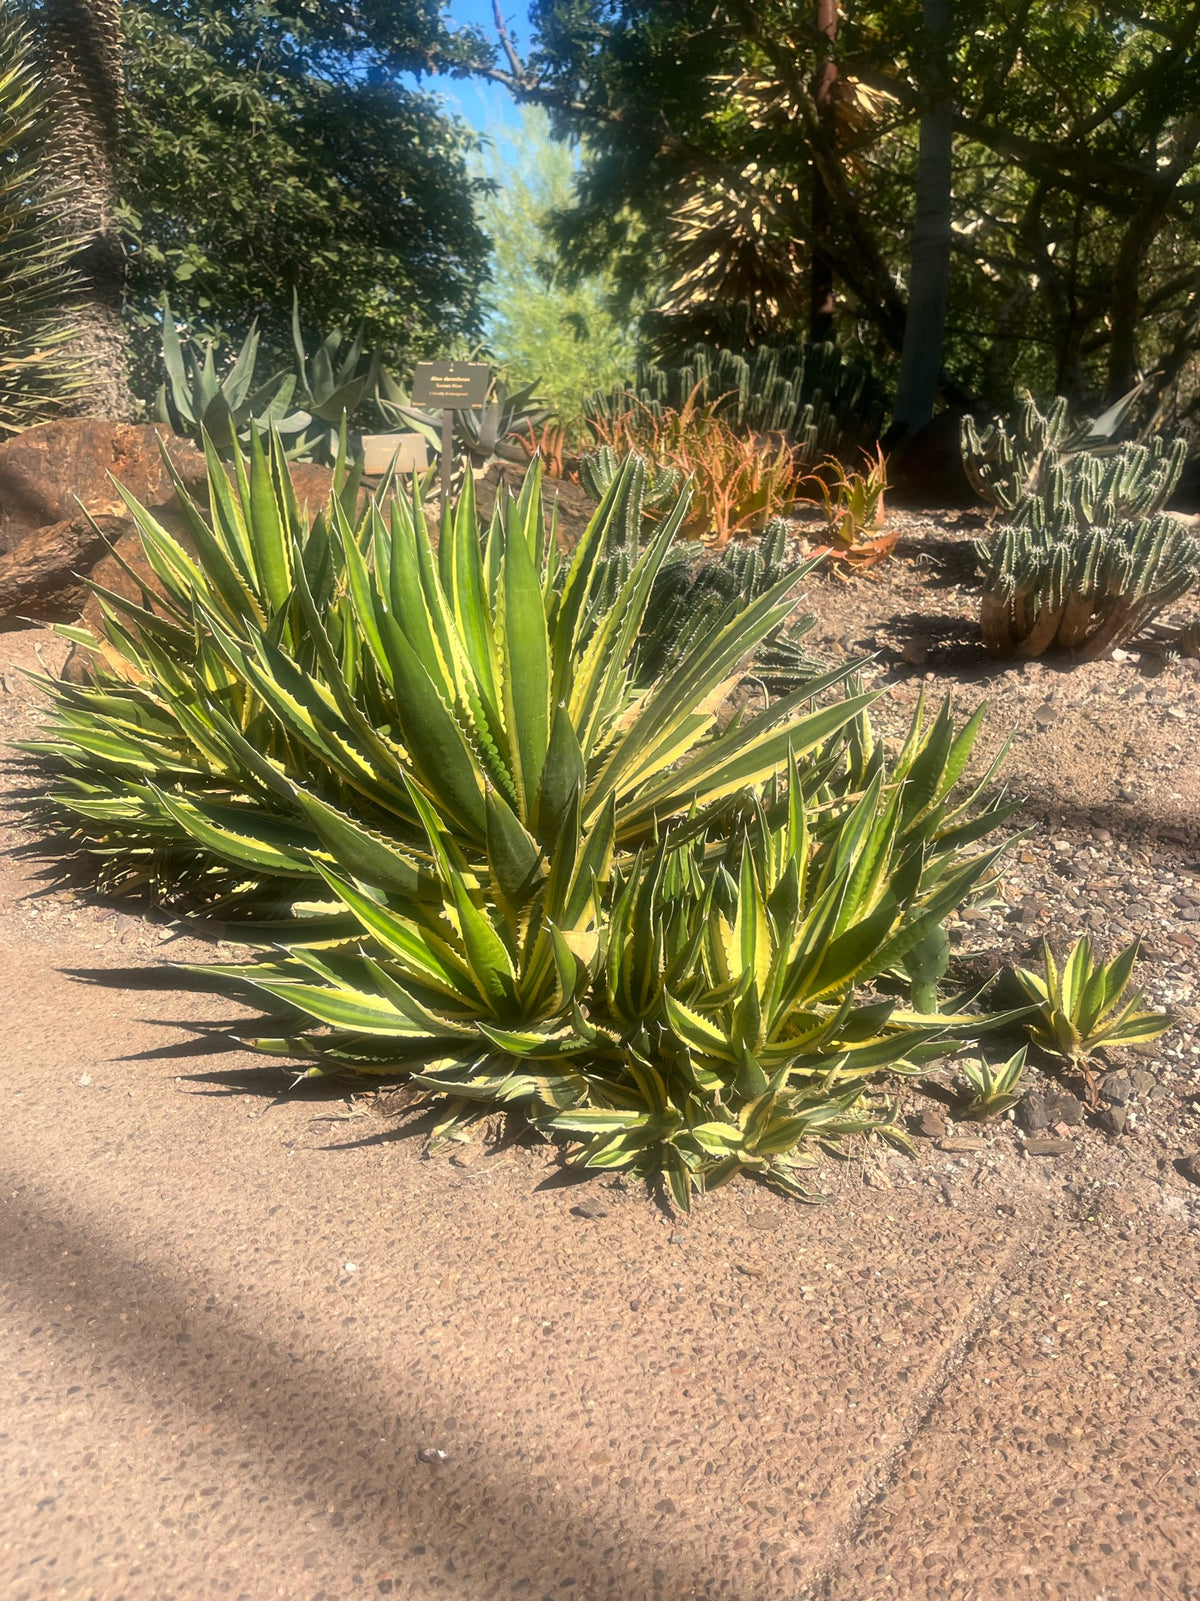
[{"xmin": 475, "ymin": 106, "xmax": 639, "ymax": 426}]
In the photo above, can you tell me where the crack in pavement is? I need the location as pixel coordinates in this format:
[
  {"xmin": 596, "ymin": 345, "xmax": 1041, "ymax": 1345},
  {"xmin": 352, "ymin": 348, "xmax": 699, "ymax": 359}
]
[{"xmin": 798, "ymin": 1232, "xmax": 1039, "ymax": 1600}]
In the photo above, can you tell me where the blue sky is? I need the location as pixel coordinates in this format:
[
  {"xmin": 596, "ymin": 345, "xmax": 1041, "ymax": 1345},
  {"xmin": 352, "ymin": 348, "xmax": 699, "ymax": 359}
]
[{"xmin": 423, "ymin": 0, "xmax": 527, "ymax": 152}]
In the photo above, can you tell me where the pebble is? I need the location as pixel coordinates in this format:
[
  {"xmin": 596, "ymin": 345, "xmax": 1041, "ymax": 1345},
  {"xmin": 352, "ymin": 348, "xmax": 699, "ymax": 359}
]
[
  {"xmin": 1095, "ymin": 1106, "xmax": 1127, "ymax": 1138},
  {"xmin": 1023, "ymin": 1138, "xmax": 1074, "ymax": 1157},
  {"xmin": 1099, "ymin": 1070, "xmax": 1133, "ymax": 1106},
  {"xmin": 1178, "ymin": 1153, "xmax": 1200, "ymax": 1188},
  {"xmin": 936, "ymin": 1136, "xmax": 989, "ymax": 1152},
  {"xmin": 913, "ymin": 1108, "xmax": 948, "ymax": 1139},
  {"xmin": 1016, "ymin": 1089, "xmax": 1048, "ymax": 1134},
  {"xmin": 571, "ymin": 1197, "xmax": 609, "ymax": 1220}
]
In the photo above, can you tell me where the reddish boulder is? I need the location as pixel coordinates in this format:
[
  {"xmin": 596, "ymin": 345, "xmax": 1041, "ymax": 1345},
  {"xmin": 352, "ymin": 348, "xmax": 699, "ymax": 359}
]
[
  {"xmin": 0, "ymin": 418, "xmax": 340, "ymax": 628},
  {"xmin": 0, "ymin": 420, "xmax": 209, "ymax": 554},
  {"xmin": 0, "ymin": 512, "xmax": 128, "ymax": 625}
]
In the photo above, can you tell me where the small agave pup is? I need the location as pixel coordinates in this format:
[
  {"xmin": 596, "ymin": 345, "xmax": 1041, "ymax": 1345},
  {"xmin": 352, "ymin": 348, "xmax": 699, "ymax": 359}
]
[
  {"xmin": 955, "ymin": 1048, "xmax": 1026, "ymax": 1120},
  {"xmin": 1012, "ymin": 937, "xmax": 1171, "ymax": 1099}
]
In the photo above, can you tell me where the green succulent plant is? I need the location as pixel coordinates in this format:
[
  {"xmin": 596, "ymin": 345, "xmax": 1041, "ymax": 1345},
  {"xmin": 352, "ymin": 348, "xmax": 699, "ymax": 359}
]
[
  {"xmin": 1013, "ymin": 938, "xmax": 1171, "ymax": 1078},
  {"xmin": 213, "ymin": 731, "xmax": 1014, "ymax": 1208},
  {"xmin": 955, "ymin": 1047, "xmax": 1026, "ymax": 1119},
  {"xmin": 579, "ymin": 457, "xmax": 822, "ymax": 691},
  {"xmin": 155, "ymin": 295, "xmax": 385, "ymax": 463},
  {"xmin": 287, "ymin": 294, "xmax": 382, "ymax": 465},
  {"xmin": 959, "ymin": 389, "xmax": 1158, "ymax": 513},
  {"xmin": 377, "ymin": 370, "xmax": 552, "ymax": 475},
  {"xmin": 26, "ymin": 438, "xmax": 866, "ymax": 904},
  {"xmin": 25, "ymin": 439, "xmax": 1020, "ymax": 1208},
  {"xmin": 154, "ymin": 301, "xmax": 311, "ymax": 457},
  {"xmin": 977, "ymin": 513, "xmax": 1200, "ymax": 660},
  {"xmin": 578, "ymin": 444, "xmax": 682, "ymax": 524}
]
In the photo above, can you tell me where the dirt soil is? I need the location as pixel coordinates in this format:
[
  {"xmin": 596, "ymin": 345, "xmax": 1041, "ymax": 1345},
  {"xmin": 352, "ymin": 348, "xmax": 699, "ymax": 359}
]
[{"xmin": 2, "ymin": 508, "xmax": 1200, "ymax": 1601}]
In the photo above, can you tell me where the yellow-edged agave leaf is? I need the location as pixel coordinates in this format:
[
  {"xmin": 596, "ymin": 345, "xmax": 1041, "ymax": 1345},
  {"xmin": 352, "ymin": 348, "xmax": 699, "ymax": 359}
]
[{"xmin": 152, "ymin": 789, "xmax": 314, "ymax": 875}]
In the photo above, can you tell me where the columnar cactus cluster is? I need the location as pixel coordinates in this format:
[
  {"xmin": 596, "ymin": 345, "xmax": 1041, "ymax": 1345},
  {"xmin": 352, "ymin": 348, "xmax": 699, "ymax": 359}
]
[
  {"xmin": 964, "ymin": 394, "xmax": 1198, "ymax": 658},
  {"xmin": 976, "ymin": 515, "xmax": 1200, "ymax": 660},
  {"xmin": 961, "ymin": 395, "xmax": 1072, "ymax": 510},
  {"xmin": 586, "ymin": 340, "xmax": 887, "ymax": 468}
]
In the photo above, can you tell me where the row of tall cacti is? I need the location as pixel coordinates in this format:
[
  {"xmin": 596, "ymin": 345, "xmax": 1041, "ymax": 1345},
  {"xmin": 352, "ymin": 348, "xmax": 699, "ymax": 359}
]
[{"xmin": 962, "ymin": 395, "xmax": 1200, "ymax": 660}]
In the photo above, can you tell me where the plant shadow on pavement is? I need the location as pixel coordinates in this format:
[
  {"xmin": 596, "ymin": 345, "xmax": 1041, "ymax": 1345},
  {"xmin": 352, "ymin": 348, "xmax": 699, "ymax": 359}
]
[{"xmin": 0, "ymin": 1196, "xmax": 720, "ymax": 1599}]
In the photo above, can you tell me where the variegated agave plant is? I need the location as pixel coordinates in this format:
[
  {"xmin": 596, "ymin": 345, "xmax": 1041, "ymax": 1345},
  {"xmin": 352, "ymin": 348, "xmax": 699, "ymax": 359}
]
[
  {"xmin": 25, "ymin": 435, "xmax": 1017, "ymax": 1206},
  {"xmin": 220, "ymin": 728, "xmax": 1016, "ymax": 1208},
  {"xmin": 27, "ymin": 433, "xmax": 863, "ymax": 904}
]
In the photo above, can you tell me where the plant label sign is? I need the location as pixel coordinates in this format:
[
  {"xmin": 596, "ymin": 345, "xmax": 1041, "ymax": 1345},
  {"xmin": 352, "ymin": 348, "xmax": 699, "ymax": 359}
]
[
  {"xmin": 413, "ymin": 361, "xmax": 489, "ymax": 408},
  {"xmin": 412, "ymin": 362, "xmax": 489, "ymax": 516}
]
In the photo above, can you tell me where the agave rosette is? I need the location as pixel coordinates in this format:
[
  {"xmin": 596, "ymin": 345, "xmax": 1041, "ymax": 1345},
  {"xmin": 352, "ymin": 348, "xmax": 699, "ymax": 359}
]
[{"xmin": 25, "ymin": 436, "xmax": 1020, "ymax": 1205}]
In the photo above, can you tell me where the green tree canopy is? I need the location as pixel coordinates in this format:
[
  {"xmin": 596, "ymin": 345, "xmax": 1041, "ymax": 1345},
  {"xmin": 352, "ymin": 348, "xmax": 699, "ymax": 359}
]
[
  {"xmin": 460, "ymin": 0, "xmax": 1200, "ymax": 420},
  {"xmin": 476, "ymin": 106, "xmax": 637, "ymax": 424},
  {"xmin": 120, "ymin": 0, "xmax": 492, "ymax": 386}
]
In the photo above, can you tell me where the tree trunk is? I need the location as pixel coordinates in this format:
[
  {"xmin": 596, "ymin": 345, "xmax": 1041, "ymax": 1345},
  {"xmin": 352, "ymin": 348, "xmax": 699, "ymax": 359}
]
[
  {"xmin": 889, "ymin": 0, "xmax": 953, "ymax": 439},
  {"xmin": 1105, "ymin": 113, "xmax": 1200, "ymax": 404},
  {"xmin": 42, "ymin": 0, "xmax": 135, "ymax": 420},
  {"xmin": 808, "ymin": 0, "xmax": 837, "ymax": 342}
]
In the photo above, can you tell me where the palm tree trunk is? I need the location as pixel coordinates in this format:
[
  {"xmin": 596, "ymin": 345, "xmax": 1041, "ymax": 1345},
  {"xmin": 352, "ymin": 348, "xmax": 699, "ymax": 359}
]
[
  {"xmin": 889, "ymin": 0, "xmax": 954, "ymax": 438},
  {"xmin": 42, "ymin": 0, "xmax": 135, "ymax": 419}
]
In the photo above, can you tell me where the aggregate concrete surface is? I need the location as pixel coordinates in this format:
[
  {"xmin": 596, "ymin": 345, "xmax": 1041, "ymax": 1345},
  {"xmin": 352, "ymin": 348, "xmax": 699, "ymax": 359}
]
[{"xmin": 2, "ymin": 626, "xmax": 1199, "ymax": 1601}]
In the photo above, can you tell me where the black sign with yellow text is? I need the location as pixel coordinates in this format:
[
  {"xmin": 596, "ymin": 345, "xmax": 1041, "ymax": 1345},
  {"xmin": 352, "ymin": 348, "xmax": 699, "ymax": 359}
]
[{"xmin": 412, "ymin": 361, "xmax": 489, "ymax": 408}]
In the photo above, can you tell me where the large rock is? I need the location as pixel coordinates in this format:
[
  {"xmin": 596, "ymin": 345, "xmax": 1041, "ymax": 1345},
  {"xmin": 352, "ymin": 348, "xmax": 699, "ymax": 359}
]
[
  {"xmin": 0, "ymin": 420, "xmax": 208, "ymax": 554},
  {"xmin": 0, "ymin": 512, "xmax": 129, "ymax": 624},
  {"xmin": 0, "ymin": 419, "xmax": 339, "ymax": 628}
]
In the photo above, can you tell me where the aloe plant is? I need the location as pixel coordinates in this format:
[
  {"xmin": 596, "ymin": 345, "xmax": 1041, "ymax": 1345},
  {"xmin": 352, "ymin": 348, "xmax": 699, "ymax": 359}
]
[
  {"xmin": 154, "ymin": 302, "xmax": 311, "ymax": 457},
  {"xmin": 586, "ymin": 339, "xmax": 887, "ymax": 469},
  {"xmin": 155, "ymin": 295, "xmax": 386, "ymax": 463}
]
